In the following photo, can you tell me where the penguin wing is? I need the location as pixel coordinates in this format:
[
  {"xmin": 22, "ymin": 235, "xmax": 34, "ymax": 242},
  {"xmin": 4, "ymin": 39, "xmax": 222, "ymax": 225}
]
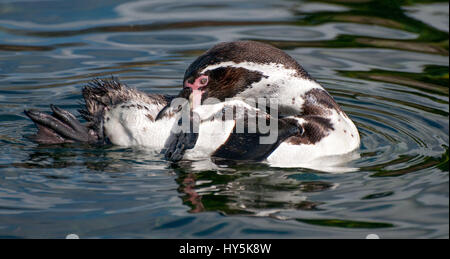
[
  {"xmin": 164, "ymin": 100, "xmax": 302, "ymax": 162},
  {"xmin": 211, "ymin": 117, "xmax": 301, "ymax": 162}
]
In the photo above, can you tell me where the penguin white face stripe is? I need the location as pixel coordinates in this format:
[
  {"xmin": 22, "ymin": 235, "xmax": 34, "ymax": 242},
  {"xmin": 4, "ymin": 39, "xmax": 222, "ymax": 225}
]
[{"xmin": 201, "ymin": 61, "xmax": 298, "ymax": 78}]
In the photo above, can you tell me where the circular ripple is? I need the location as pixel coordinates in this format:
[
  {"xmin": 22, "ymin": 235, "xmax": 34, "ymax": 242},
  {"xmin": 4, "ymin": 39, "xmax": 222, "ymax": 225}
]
[{"xmin": 327, "ymin": 77, "xmax": 448, "ymax": 176}]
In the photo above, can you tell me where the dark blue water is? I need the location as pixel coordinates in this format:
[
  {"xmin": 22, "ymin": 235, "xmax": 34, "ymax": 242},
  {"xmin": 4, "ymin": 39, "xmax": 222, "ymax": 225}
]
[{"xmin": 0, "ymin": 0, "xmax": 448, "ymax": 238}]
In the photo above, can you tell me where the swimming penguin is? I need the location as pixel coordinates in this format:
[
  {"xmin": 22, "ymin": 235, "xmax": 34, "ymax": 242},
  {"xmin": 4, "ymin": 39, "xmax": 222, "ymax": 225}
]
[{"xmin": 25, "ymin": 41, "xmax": 360, "ymax": 166}]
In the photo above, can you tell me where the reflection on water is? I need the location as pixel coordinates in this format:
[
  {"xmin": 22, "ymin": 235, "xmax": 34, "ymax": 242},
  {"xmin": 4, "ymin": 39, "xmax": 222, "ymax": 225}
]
[{"xmin": 0, "ymin": 0, "xmax": 448, "ymax": 238}]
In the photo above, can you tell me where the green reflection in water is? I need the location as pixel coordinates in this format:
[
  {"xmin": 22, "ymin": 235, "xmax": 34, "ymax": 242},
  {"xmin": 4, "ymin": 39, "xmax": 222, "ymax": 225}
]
[
  {"xmin": 362, "ymin": 191, "xmax": 394, "ymax": 200},
  {"xmin": 260, "ymin": 0, "xmax": 448, "ymax": 55},
  {"xmin": 174, "ymin": 168, "xmax": 328, "ymax": 215},
  {"xmin": 338, "ymin": 65, "xmax": 449, "ymax": 97},
  {"xmin": 296, "ymin": 218, "xmax": 394, "ymax": 228},
  {"xmin": 368, "ymin": 146, "xmax": 449, "ymax": 177}
]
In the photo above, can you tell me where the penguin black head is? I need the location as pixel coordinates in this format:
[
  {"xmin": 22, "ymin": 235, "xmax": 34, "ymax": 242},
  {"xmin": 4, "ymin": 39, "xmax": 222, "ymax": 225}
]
[{"xmin": 179, "ymin": 41, "xmax": 311, "ymax": 109}]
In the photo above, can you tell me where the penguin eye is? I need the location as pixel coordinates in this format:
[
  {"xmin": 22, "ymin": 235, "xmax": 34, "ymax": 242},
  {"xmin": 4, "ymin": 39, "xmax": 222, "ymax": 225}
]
[{"xmin": 199, "ymin": 76, "xmax": 208, "ymax": 86}]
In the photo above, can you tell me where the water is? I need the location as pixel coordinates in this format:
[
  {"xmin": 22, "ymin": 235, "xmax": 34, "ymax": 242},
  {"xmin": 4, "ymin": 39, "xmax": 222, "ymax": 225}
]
[{"xmin": 0, "ymin": 0, "xmax": 448, "ymax": 238}]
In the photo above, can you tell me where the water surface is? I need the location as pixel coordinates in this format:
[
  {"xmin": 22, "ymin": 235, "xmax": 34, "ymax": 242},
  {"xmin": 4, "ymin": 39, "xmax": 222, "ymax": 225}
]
[{"xmin": 0, "ymin": 0, "xmax": 448, "ymax": 238}]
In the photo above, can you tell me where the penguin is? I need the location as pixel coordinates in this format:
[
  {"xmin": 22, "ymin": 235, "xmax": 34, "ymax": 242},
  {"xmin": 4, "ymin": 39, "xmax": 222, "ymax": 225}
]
[
  {"xmin": 25, "ymin": 41, "xmax": 360, "ymax": 166},
  {"xmin": 159, "ymin": 41, "xmax": 360, "ymax": 165}
]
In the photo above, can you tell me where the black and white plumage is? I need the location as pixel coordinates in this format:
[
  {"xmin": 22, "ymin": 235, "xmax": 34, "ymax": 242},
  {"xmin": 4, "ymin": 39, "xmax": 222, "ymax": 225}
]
[
  {"xmin": 25, "ymin": 41, "xmax": 360, "ymax": 167},
  {"xmin": 25, "ymin": 78, "xmax": 175, "ymax": 148},
  {"xmin": 161, "ymin": 41, "xmax": 360, "ymax": 165}
]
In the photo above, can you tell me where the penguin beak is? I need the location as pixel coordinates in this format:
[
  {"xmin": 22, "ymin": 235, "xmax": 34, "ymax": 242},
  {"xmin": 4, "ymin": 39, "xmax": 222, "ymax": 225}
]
[
  {"xmin": 183, "ymin": 75, "xmax": 208, "ymax": 110},
  {"xmin": 189, "ymin": 89, "xmax": 203, "ymax": 110},
  {"xmin": 155, "ymin": 79, "xmax": 205, "ymax": 121},
  {"xmin": 183, "ymin": 80, "xmax": 204, "ymax": 110},
  {"xmin": 177, "ymin": 87, "xmax": 202, "ymax": 110}
]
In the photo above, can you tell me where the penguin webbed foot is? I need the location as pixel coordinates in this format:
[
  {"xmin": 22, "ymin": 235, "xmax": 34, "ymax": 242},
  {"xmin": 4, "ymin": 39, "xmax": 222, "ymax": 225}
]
[{"xmin": 24, "ymin": 105, "xmax": 98, "ymax": 145}]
